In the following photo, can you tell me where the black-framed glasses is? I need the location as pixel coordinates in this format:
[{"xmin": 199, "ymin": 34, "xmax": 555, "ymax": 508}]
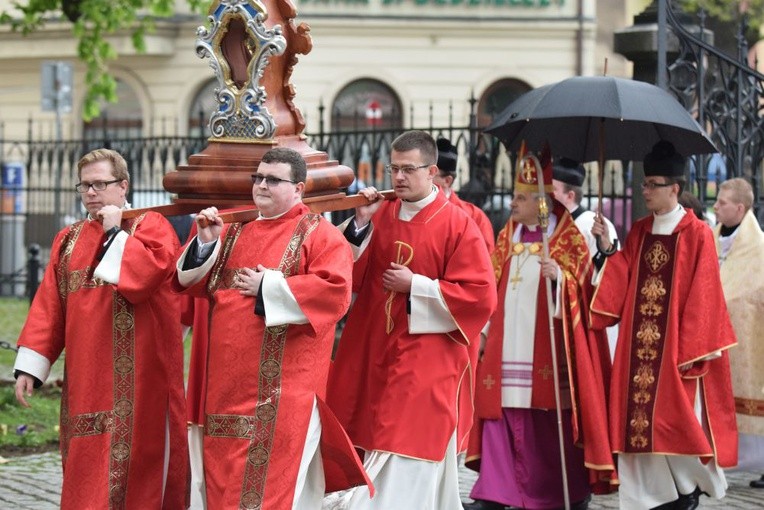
[
  {"xmin": 385, "ymin": 164, "xmax": 430, "ymax": 176},
  {"xmin": 74, "ymin": 179, "xmax": 122, "ymax": 193},
  {"xmin": 251, "ymin": 174, "xmax": 297, "ymax": 187},
  {"xmin": 640, "ymin": 180, "xmax": 675, "ymax": 190}
]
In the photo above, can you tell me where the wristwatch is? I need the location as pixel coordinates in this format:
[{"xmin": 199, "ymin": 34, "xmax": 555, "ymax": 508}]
[{"xmin": 105, "ymin": 226, "xmax": 121, "ymax": 238}]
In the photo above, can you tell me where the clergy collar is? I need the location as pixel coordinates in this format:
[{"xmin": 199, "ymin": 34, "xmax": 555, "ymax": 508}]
[
  {"xmin": 258, "ymin": 202, "xmax": 306, "ymax": 220},
  {"xmin": 570, "ymin": 205, "xmax": 586, "ymax": 220},
  {"xmin": 719, "ymin": 223, "xmax": 740, "ymax": 238},
  {"xmin": 653, "ymin": 204, "xmax": 684, "ymax": 228},
  {"xmin": 512, "ymin": 214, "xmax": 557, "ymax": 242},
  {"xmin": 258, "ymin": 209, "xmax": 289, "ymax": 221},
  {"xmin": 400, "ymin": 186, "xmax": 438, "ymax": 214}
]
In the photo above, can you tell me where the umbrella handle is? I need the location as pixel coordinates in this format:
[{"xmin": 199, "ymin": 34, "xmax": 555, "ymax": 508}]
[{"xmin": 598, "ymin": 119, "xmax": 605, "ymax": 215}]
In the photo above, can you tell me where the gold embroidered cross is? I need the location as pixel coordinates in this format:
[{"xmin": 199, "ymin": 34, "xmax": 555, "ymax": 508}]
[
  {"xmin": 538, "ymin": 365, "xmax": 553, "ymax": 380},
  {"xmin": 483, "ymin": 374, "xmax": 496, "ymax": 390}
]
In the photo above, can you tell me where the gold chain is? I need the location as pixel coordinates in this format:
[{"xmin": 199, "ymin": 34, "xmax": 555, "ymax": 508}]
[{"xmin": 509, "ymin": 241, "xmax": 542, "ymax": 288}]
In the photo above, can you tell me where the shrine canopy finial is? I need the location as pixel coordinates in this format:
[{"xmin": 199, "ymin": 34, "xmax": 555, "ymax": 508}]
[{"xmin": 197, "ymin": 0, "xmax": 287, "ymax": 141}]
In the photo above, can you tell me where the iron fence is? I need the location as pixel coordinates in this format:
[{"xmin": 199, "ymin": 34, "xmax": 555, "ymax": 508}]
[
  {"xmin": 10, "ymin": 0, "xmax": 764, "ymax": 299},
  {"xmin": 666, "ymin": 2, "xmax": 764, "ymax": 221},
  {"xmin": 0, "ymin": 117, "xmax": 635, "ymax": 297}
]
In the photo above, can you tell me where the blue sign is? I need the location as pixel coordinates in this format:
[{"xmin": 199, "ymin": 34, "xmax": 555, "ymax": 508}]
[
  {"xmin": 2, "ymin": 162, "xmax": 23, "ymax": 187},
  {"xmin": 1, "ymin": 162, "xmax": 25, "ymax": 213}
]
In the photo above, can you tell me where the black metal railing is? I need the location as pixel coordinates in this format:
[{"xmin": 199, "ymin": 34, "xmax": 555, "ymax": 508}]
[
  {"xmin": 666, "ymin": 2, "xmax": 764, "ymax": 220},
  {"xmin": 1, "ymin": 113, "xmax": 632, "ymax": 298}
]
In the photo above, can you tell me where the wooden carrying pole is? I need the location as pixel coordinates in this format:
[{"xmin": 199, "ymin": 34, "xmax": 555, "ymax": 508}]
[
  {"xmin": 120, "ymin": 189, "xmax": 397, "ymax": 223},
  {"xmin": 521, "ymin": 153, "xmax": 571, "ymax": 510}
]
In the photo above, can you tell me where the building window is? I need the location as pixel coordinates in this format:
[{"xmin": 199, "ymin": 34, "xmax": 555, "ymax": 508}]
[
  {"xmin": 331, "ymin": 79, "xmax": 402, "ymax": 132},
  {"xmin": 188, "ymin": 79, "xmax": 218, "ymax": 138},
  {"xmin": 478, "ymin": 78, "xmax": 532, "ymax": 128},
  {"xmin": 83, "ymin": 79, "xmax": 143, "ymax": 140}
]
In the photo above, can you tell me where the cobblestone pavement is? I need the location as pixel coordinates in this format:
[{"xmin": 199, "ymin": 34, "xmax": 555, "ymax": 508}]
[
  {"xmin": 0, "ymin": 451, "xmax": 762, "ymax": 509},
  {"xmin": 0, "ymin": 452, "xmax": 61, "ymax": 509}
]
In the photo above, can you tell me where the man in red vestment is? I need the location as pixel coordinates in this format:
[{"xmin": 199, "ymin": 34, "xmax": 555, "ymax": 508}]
[
  {"xmin": 178, "ymin": 205, "xmax": 250, "ymax": 509},
  {"xmin": 13, "ymin": 148, "xmax": 189, "ymax": 509},
  {"xmin": 326, "ymin": 130, "xmax": 496, "ymax": 509},
  {"xmin": 176, "ymin": 147, "xmax": 371, "ymax": 510},
  {"xmin": 464, "ymin": 151, "xmax": 614, "ymax": 510},
  {"xmin": 591, "ymin": 141, "xmax": 738, "ymax": 510},
  {"xmin": 433, "ymin": 137, "xmax": 495, "ymax": 253}
]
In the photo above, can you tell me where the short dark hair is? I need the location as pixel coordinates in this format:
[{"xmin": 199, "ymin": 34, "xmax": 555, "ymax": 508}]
[
  {"xmin": 560, "ymin": 182, "xmax": 583, "ymax": 205},
  {"xmin": 678, "ymin": 191, "xmax": 705, "ymax": 220},
  {"xmin": 664, "ymin": 175, "xmax": 686, "ymax": 195},
  {"xmin": 261, "ymin": 147, "xmax": 307, "ymax": 184},
  {"xmin": 391, "ymin": 130, "xmax": 437, "ymax": 165}
]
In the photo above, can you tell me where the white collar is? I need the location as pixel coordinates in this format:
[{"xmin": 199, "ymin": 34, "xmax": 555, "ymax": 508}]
[
  {"xmin": 400, "ymin": 186, "xmax": 438, "ymax": 214},
  {"xmin": 652, "ymin": 204, "xmax": 685, "ymax": 235}
]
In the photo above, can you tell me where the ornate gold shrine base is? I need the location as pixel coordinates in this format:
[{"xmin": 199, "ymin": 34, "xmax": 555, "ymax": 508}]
[
  {"xmin": 120, "ymin": 135, "xmax": 391, "ymax": 221},
  {"xmin": 162, "ymin": 135, "xmax": 356, "ymax": 206}
]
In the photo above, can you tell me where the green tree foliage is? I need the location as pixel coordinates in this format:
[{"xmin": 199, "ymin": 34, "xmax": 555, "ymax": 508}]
[
  {"xmin": 679, "ymin": 0, "xmax": 763, "ymax": 51},
  {"xmin": 0, "ymin": 0, "xmax": 210, "ymax": 120},
  {"xmin": 680, "ymin": 0, "xmax": 764, "ymax": 31}
]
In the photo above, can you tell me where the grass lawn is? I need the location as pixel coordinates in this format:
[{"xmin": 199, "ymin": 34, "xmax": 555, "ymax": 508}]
[
  {"xmin": 0, "ymin": 298, "xmax": 29, "ymax": 373},
  {"xmin": 0, "ymin": 296, "xmax": 194, "ymax": 456},
  {"xmin": 0, "ymin": 385, "xmax": 61, "ymax": 455}
]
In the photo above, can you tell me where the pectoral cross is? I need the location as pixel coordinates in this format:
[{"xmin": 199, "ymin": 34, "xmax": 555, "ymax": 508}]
[
  {"xmin": 483, "ymin": 374, "xmax": 496, "ymax": 390},
  {"xmin": 510, "ymin": 273, "xmax": 523, "ymax": 289}
]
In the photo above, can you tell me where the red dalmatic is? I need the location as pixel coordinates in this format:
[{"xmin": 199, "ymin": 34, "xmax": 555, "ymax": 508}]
[{"xmin": 17, "ymin": 213, "xmax": 188, "ymax": 509}]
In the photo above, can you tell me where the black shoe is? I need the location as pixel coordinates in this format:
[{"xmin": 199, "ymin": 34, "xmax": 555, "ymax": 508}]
[
  {"xmin": 650, "ymin": 502, "xmax": 675, "ymax": 510},
  {"xmin": 751, "ymin": 475, "xmax": 764, "ymax": 489},
  {"xmin": 463, "ymin": 500, "xmax": 506, "ymax": 510},
  {"xmin": 674, "ymin": 487, "xmax": 704, "ymax": 510}
]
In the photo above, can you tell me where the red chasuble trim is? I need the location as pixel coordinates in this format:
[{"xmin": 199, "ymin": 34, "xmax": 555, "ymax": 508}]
[
  {"xmin": 208, "ymin": 222, "xmax": 244, "ymax": 293},
  {"xmin": 57, "ymin": 223, "xmax": 84, "ymax": 463},
  {"xmin": 624, "ymin": 234, "xmax": 678, "ymax": 453},
  {"xmin": 204, "ymin": 215, "xmax": 321, "ymax": 510},
  {"xmin": 107, "ymin": 293, "xmax": 136, "ymax": 508}
]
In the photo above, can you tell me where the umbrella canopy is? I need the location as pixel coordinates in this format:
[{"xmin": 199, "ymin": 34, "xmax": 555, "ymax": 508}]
[{"xmin": 485, "ymin": 76, "xmax": 717, "ymax": 162}]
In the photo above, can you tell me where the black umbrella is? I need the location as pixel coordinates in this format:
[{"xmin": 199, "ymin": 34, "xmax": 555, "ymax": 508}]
[{"xmin": 485, "ymin": 75, "xmax": 716, "ymax": 163}]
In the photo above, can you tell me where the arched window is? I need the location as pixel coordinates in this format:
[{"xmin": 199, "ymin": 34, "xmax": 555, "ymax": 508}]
[
  {"xmin": 83, "ymin": 79, "xmax": 143, "ymax": 139},
  {"xmin": 331, "ymin": 79, "xmax": 402, "ymax": 132},
  {"xmin": 188, "ymin": 79, "xmax": 218, "ymax": 138},
  {"xmin": 478, "ymin": 78, "xmax": 532, "ymax": 128}
]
